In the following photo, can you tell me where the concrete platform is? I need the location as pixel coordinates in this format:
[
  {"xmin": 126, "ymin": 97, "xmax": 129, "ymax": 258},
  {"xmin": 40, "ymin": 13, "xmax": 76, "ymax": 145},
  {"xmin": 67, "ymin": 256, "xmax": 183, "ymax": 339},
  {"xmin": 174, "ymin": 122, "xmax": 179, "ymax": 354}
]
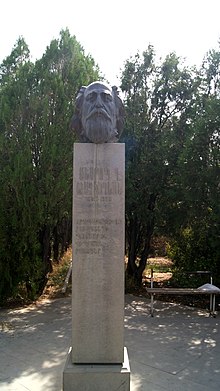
[
  {"xmin": 63, "ymin": 347, "xmax": 130, "ymax": 390},
  {"xmin": 0, "ymin": 294, "xmax": 219, "ymax": 390}
]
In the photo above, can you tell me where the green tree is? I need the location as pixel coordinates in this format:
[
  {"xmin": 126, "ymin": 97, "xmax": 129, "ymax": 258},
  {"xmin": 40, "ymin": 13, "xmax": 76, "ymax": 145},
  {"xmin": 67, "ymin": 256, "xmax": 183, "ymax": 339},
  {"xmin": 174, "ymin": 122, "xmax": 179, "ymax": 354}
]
[
  {"xmin": 166, "ymin": 48, "xmax": 220, "ymax": 282},
  {"xmin": 120, "ymin": 47, "xmax": 196, "ymax": 285},
  {"xmin": 0, "ymin": 37, "xmax": 38, "ymax": 298},
  {"xmin": 0, "ymin": 29, "xmax": 100, "ymax": 300}
]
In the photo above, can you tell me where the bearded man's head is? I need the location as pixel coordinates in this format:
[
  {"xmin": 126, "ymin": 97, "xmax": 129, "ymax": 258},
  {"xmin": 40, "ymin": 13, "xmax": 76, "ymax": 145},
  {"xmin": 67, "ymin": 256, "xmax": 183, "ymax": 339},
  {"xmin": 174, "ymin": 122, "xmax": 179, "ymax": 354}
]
[{"xmin": 71, "ymin": 82, "xmax": 124, "ymax": 143}]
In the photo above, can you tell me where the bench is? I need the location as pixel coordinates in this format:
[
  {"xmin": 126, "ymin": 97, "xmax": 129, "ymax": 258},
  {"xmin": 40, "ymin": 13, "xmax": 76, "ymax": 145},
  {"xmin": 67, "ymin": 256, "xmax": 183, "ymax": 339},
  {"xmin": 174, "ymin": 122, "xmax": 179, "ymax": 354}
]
[{"xmin": 145, "ymin": 270, "xmax": 220, "ymax": 317}]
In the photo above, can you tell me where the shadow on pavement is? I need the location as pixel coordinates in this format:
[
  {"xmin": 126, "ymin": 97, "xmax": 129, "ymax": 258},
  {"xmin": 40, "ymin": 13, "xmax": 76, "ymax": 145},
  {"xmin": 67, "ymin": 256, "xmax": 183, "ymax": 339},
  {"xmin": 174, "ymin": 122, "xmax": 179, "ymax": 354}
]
[
  {"xmin": 0, "ymin": 294, "xmax": 219, "ymax": 391},
  {"xmin": 125, "ymin": 294, "xmax": 220, "ymax": 391},
  {"xmin": 0, "ymin": 297, "xmax": 71, "ymax": 391}
]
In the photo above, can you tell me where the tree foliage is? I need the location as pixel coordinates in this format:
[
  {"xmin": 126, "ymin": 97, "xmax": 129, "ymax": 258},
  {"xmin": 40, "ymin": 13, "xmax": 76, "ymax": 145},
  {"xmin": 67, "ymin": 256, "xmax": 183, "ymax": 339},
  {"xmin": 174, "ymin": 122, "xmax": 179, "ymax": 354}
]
[
  {"xmin": 121, "ymin": 46, "xmax": 220, "ymax": 285},
  {"xmin": 165, "ymin": 48, "xmax": 220, "ymax": 282},
  {"xmin": 0, "ymin": 29, "xmax": 100, "ymax": 300}
]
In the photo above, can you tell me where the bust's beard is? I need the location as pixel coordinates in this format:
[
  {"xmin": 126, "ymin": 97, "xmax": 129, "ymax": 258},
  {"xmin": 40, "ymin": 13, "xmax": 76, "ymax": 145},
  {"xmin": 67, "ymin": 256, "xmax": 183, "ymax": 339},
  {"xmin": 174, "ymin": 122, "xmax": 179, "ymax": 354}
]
[{"xmin": 85, "ymin": 116, "xmax": 116, "ymax": 143}]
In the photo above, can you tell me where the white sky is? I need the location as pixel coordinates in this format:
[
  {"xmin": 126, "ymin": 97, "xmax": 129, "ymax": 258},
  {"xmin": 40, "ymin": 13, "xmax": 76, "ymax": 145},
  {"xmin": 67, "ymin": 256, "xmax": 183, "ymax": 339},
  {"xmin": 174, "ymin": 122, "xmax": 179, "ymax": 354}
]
[{"xmin": 1, "ymin": 0, "xmax": 220, "ymax": 85}]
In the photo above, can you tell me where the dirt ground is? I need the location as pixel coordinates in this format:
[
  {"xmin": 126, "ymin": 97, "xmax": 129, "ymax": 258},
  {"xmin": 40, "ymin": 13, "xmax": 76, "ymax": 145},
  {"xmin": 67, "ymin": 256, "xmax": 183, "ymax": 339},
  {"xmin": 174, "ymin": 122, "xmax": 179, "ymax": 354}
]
[
  {"xmin": 142, "ymin": 257, "xmax": 173, "ymax": 284},
  {"xmin": 1, "ymin": 255, "xmax": 214, "ymax": 311}
]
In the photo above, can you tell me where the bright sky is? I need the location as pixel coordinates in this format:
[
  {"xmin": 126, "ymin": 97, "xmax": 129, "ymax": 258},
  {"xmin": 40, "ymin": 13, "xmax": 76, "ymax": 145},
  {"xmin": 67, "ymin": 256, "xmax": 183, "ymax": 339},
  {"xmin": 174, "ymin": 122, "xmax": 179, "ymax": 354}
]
[{"xmin": 1, "ymin": 0, "xmax": 220, "ymax": 85}]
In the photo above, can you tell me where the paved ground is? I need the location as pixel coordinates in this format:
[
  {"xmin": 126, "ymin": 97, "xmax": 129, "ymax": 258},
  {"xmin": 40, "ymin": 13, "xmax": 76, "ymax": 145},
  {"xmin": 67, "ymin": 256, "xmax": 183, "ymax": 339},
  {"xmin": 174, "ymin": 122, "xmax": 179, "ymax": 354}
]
[{"xmin": 0, "ymin": 294, "xmax": 219, "ymax": 390}]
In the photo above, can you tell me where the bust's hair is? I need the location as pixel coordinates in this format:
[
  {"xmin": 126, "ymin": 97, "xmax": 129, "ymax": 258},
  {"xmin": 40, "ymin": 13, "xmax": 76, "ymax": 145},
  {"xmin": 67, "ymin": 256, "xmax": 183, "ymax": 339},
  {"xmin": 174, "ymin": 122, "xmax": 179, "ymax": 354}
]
[{"xmin": 71, "ymin": 82, "xmax": 125, "ymax": 142}]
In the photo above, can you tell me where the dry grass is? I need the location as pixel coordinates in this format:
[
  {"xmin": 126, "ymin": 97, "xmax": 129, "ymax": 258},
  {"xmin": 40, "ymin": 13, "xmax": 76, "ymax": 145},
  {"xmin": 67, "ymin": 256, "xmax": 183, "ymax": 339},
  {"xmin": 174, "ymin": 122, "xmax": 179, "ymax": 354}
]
[
  {"xmin": 40, "ymin": 248, "xmax": 72, "ymax": 300},
  {"xmin": 1, "ymin": 249, "xmax": 72, "ymax": 309},
  {"xmin": 143, "ymin": 257, "xmax": 173, "ymax": 284},
  {"xmin": 147, "ymin": 257, "xmax": 173, "ymax": 267}
]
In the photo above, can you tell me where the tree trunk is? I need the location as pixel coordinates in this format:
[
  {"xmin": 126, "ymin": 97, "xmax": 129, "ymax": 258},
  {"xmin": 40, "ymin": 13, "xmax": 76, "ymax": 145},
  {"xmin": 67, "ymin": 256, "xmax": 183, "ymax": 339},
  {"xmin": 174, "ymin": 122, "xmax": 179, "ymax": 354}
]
[
  {"xmin": 126, "ymin": 194, "xmax": 157, "ymax": 286},
  {"xmin": 37, "ymin": 225, "xmax": 52, "ymax": 294},
  {"xmin": 53, "ymin": 226, "xmax": 59, "ymax": 262},
  {"xmin": 126, "ymin": 215, "xmax": 138, "ymax": 276},
  {"xmin": 135, "ymin": 194, "xmax": 156, "ymax": 284}
]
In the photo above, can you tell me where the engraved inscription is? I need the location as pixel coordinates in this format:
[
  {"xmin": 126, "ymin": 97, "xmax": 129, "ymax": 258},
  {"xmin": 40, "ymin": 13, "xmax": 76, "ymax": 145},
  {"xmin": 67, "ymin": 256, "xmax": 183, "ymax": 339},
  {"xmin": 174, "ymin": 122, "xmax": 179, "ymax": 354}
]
[
  {"xmin": 73, "ymin": 150, "xmax": 124, "ymax": 260},
  {"xmin": 75, "ymin": 164, "xmax": 122, "ymax": 198},
  {"xmin": 74, "ymin": 218, "xmax": 122, "ymax": 257},
  {"xmin": 79, "ymin": 167, "xmax": 110, "ymax": 181}
]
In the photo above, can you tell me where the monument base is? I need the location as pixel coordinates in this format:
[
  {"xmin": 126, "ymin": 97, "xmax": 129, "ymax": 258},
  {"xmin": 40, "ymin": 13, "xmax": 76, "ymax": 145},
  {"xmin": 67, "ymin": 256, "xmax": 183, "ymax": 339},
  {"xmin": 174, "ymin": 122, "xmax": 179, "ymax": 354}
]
[{"xmin": 63, "ymin": 347, "xmax": 130, "ymax": 391}]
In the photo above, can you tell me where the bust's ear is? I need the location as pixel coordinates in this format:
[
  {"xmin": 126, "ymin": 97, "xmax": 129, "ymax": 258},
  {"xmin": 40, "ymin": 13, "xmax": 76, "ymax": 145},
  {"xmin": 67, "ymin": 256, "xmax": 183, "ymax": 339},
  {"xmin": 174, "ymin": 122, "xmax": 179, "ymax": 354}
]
[{"xmin": 77, "ymin": 86, "xmax": 87, "ymax": 98}]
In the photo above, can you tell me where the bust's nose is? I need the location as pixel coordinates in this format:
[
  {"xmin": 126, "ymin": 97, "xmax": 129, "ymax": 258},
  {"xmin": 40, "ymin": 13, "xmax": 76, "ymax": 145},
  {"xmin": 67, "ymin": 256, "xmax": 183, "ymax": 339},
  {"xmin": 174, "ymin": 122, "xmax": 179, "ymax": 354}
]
[{"xmin": 95, "ymin": 93, "xmax": 103, "ymax": 108}]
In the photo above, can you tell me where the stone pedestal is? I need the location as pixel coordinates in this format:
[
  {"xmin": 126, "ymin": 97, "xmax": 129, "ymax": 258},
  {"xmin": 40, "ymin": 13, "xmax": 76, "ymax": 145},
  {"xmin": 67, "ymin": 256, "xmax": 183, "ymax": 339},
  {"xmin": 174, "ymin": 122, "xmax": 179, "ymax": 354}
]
[
  {"xmin": 63, "ymin": 143, "xmax": 130, "ymax": 390},
  {"xmin": 63, "ymin": 347, "xmax": 130, "ymax": 391}
]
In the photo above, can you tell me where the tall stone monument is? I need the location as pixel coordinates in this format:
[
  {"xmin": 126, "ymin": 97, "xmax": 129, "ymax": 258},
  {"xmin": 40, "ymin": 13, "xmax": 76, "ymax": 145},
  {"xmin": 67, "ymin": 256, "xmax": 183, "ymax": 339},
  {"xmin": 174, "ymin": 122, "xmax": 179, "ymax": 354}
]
[{"xmin": 63, "ymin": 82, "xmax": 130, "ymax": 390}]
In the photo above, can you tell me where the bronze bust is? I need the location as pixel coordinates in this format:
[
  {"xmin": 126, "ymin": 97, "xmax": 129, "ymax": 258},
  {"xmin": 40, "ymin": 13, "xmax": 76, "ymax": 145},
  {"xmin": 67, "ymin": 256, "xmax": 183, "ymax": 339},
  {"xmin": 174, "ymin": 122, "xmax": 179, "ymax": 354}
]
[{"xmin": 71, "ymin": 81, "xmax": 124, "ymax": 143}]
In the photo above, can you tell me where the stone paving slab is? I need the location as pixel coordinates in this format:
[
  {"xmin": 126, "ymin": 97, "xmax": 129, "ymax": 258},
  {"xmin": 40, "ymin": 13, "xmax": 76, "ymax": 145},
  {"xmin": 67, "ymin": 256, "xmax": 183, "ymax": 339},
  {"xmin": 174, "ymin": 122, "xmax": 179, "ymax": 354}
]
[
  {"xmin": 125, "ymin": 295, "xmax": 220, "ymax": 391},
  {"xmin": 0, "ymin": 294, "xmax": 219, "ymax": 390}
]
